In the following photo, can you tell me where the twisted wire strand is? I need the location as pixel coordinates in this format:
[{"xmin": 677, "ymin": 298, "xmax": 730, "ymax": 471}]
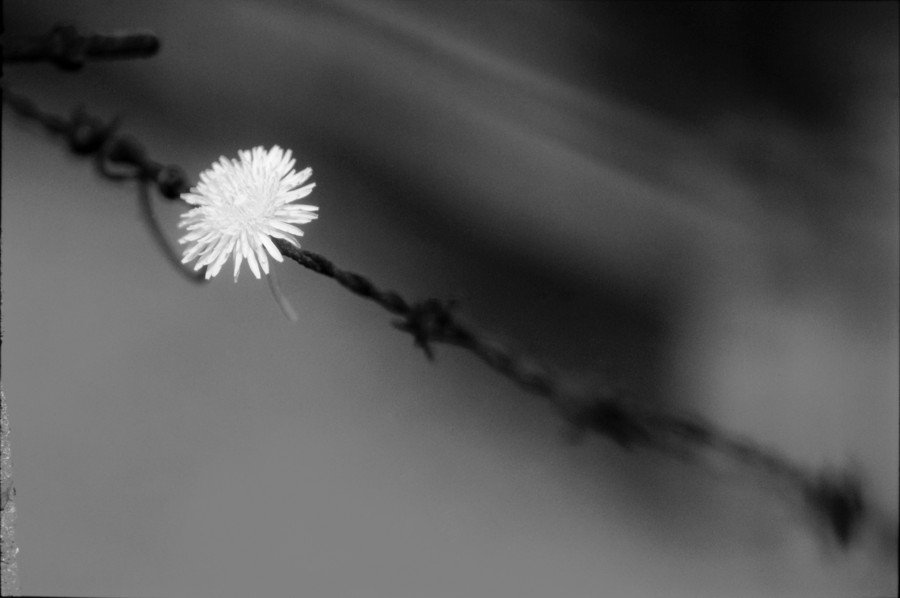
[
  {"xmin": 3, "ymin": 89, "xmax": 896, "ymax": 556},
  {"xmin": 1, "ymin": 85, "xmax": 191, "ymax": 199},
  {"xmin": 2, "ymin": 84, "xmax": 205, "ymax": 281},
  {"xmin": 273, "ymin": 242, "xmax": 893, "ymax": 553},
  {"xmin": 3, "ymin": 24, "xmax": 159, "ymax": 71}
]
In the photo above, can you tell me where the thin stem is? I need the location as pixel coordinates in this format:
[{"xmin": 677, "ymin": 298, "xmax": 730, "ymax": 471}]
[
  {"xmin": 266, "ymin": 269, "xmax": 299, "ymax": 323},
  {"xmin": 138, "ymin": 181, "xmax": 207, "ymax": 283}
]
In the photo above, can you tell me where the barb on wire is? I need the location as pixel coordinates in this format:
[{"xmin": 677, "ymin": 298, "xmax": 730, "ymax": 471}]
[
  {"xmin": 3, "ymin": 23, "xmax": 159, "ymax": 71},
  {"xmin": 1, "ymin": 85, "xmax": 191, "ymax": 198},
  {"xmin": 272, "ymin": 224, "xmax": 896, "ymax": 557},
  {"xmin": 3, "ymin": 89, "xmax": 897, "ymax": 559},
  {"xmin": 1, "ymin": 85, "xmax": 205, "ymax": 281}
]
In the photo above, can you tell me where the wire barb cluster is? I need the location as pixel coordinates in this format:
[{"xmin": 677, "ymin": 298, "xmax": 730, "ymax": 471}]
[
  {"xmin": 1, "ymin": 85, "xmax": 190, "ymax": 198},
  {"xmin": 1, "ymin": 85, "xmax": 204, "ymax": 282},
  {"xmin": 3, "ymin": 23, "xmax": 159, "ymax": 71},
  {"xmin": 4, "ymin": 88, "xmax": 896, "ymax": 558}
]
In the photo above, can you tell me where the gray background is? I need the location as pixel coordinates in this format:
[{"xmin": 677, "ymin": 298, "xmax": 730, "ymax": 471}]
[{"xmin": 2, "ymin": 1, "xmax": 898, "ymax": 596}]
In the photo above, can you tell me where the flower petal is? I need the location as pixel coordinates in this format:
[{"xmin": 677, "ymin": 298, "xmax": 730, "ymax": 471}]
[
  {"xmin": 178, "ymin": 146, "xmax": 317, "ymax": 281},
  {"xmin": 259, "ymin": 234, "xmax": 283, "ymax": 262}
]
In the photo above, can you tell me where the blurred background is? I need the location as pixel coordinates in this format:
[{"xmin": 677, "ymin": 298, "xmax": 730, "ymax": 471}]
[{"xmin": 2, "ymin": 1, "xmax": 897, "ymax": 596}]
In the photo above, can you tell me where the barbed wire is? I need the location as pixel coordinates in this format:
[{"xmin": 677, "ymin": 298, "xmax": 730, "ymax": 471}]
[
  {"xmin": 273, "ymin": 240, "xmax": 896, "ymax": 553},
  {"xmin": 2, "ymin": 85, "xmax": 897, "ymax": 560},
  {"xmin": 0, "ymin": 84, "xmax": 206, "ymax": 282},
  {"xmin": 3, "ymin": 24, "xmax": 159, "ymax": 71}
]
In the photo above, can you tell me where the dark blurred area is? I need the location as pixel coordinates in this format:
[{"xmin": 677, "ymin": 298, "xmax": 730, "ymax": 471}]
[
  {"xmin": 577, "ymin": 2, "xmax": 884, "ymax": 128},
  {"xmin": 2, "ymin": 1, "xmax": 897, "ymax": 596}
]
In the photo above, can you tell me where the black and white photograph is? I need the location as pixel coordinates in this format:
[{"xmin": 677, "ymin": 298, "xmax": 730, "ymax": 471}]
[{"xmin": 2, "ymin": 2, "xmax": 898, "ymax": 597}]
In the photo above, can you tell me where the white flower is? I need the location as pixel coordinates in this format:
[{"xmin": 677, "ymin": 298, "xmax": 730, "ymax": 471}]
[{"xmin": 178, "ymin": 145, "xmax": 318, "ymax": 281}]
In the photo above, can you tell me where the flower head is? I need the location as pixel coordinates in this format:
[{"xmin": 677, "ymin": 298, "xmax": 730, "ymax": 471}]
[{"xmin": 178, "ymin": 145, "xmax": 318, "ymax": 281}]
